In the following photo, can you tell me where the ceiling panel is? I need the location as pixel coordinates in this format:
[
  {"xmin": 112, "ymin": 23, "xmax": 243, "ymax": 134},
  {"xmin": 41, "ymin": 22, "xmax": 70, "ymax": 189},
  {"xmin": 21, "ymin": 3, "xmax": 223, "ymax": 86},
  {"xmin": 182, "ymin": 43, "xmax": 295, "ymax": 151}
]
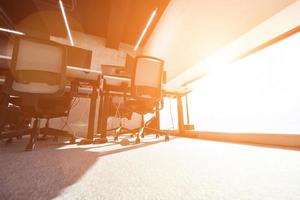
[
  {"xmin": 144, "ymin": 0, "xmax": 297, "ymax": 81},
  {"xmin": 0, "ymin": 0, "xmax": 170, "ymax": 48}
]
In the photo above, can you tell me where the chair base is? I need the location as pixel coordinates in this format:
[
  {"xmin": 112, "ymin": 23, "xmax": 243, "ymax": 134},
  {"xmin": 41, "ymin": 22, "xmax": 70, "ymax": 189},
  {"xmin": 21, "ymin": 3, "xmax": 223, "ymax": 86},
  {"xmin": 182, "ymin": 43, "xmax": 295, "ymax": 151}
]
[
  {"xmin": 40, "ymin": 127, "xmax": 76, "ymax": 143},
  {"xmin": 0, "ymin": 129, "xmax": 30, "ymax": 140},
  {"xmin": 1, "ymin": 129, "xmax": 30, "ymax": 146},
  {"xmin": 93, "ymin": 137, "xmax": 108, "ymax": 144},
  {"xmin": 113, "ymin": 126, "xmax": 169, "ymax": 144},
  {"xmin": 143, "ymin": 127, "xmax": 170, "ymax": 142},
  {"xmin": 0, "ymin": 104, "xmax": 31, "ymax": 143},
  {"xmin": 78, "ymin": 139, "xmax": 93, "ymax": 145},
  {"xmin": 25, "ymin": 119, "xmax": 76, "ymax": 151}
]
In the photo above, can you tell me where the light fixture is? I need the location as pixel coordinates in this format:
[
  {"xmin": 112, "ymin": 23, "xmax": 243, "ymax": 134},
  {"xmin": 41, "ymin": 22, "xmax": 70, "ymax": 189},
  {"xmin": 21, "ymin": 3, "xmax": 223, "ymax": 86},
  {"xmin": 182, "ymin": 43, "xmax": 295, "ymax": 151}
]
[
  {"xmin": 0, "ymin": 27, "xmax": 25, "ymax": 35},
  {"xmin": 134, "ymin": 8, "xmax": 158, "ymax": 51},
  {"xmin": 59, "ymin": 0, "xmax": 74, "ymax": 46},
  {"xmin": 0, "ymin": 55, "xmax": 12, "ymax": 60}
]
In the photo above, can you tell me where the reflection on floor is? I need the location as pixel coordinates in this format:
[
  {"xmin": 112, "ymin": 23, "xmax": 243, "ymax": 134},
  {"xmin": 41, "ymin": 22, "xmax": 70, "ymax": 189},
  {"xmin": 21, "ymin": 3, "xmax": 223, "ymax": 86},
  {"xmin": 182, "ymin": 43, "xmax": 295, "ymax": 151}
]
[{"xmin": 1, "ymin": 135, "xmax": 300, "ymax": 200}]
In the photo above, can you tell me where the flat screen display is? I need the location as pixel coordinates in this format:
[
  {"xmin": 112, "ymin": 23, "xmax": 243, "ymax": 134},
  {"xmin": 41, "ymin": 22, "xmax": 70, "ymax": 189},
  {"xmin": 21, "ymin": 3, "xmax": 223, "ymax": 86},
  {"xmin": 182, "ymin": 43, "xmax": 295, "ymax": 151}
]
[{"xmin": 66, "ymin": 46, "xmax": 92, "ymax": 69}]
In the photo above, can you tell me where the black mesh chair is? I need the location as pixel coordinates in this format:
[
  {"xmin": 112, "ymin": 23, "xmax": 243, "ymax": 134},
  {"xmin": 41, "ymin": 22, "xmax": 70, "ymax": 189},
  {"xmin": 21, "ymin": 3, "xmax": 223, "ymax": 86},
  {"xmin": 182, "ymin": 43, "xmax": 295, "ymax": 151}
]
[
  {"xmin": 112, "ymin": 56, "xmax": 169, "ymax": 144},
  {"xmin": 3, "ymin": 36, "xmax": 76, "ymax": 151},
  {"xmin": 0, "ymin": 40, "xmax": 31, "ymax": 144}
]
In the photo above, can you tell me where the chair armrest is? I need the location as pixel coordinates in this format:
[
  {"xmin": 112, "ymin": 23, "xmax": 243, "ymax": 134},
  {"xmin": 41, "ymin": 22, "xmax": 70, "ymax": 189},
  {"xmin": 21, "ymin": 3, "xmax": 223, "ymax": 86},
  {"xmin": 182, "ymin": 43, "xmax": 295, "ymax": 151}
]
[
  {"xmin": 101, "ymin": 64, "xmax": 132, "ymax": 78},
  {"xmin": 125, "ymin": 95, "xmax": 163, "ymax": 110},
  {"xmin": 115, "ymin": 68, "xmax": 126, "ymax": 73},
  {"xmin": 101, "ymin": 65, "xmax": 124, "ymax": 75}
]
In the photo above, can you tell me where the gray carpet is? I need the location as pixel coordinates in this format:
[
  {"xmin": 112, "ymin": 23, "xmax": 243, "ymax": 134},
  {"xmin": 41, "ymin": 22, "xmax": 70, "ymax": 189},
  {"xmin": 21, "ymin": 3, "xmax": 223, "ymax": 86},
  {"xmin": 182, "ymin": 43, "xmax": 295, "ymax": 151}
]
[{"xmin": 0, "ymin": 136, "xmax": 300, "ymax": 200}]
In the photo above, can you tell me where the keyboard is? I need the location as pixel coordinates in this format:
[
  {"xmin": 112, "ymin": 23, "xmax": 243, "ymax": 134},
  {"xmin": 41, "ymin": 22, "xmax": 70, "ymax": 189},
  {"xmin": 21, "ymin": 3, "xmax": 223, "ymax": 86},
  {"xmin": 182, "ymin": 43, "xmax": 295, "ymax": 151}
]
[{"xmin": 66, "ymin": 66, "xmax": 101, "ymax": 81}]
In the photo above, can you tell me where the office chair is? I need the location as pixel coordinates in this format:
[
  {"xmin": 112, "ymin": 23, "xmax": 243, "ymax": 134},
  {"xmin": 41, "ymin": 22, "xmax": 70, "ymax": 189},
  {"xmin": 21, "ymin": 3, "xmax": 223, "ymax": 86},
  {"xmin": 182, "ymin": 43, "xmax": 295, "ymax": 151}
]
[
  {"xmin": 112, "ymin": 56, "xmax": 169, "ymax": 144},
  {"xmin": 1, "ymin": 50, "xmax": 31, "ymax": 143},
  {"xmin": 3, "ymin": 36, "xmax": 76, "ymax": 151},
  {"xmin": 0, "ymin": 39, "xmax": 12, "ymax": 136}
]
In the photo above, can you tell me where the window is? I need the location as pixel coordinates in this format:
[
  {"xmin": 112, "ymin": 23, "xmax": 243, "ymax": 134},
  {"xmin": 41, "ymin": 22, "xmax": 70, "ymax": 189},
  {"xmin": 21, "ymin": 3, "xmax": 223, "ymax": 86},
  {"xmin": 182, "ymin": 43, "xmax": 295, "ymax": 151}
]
[
  {"xmin": 185, "ymin": 31, "xmax": 300, "ymax": 134},
  {"xmin": 160, "ymin": 97, "xmax": 178, "ymax": 130}
]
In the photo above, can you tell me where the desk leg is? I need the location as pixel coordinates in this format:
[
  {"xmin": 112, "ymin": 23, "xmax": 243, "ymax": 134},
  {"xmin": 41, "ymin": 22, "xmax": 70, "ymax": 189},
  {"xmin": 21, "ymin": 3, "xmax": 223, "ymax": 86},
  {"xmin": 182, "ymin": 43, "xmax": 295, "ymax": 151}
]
[
  {"xmin": 177, "ymin": 95, "xmax": 184, "ymax": 134},
  {"xmin": 185, "ymin": 95, "xmax": 190, "ymax": 124},
  {"xmin": 96, "ymin": 91, "xmax": 103, "ymax": 135},
  {"xmin": 156, "ymin": 109, "xmax": 160, "ymax": 130},
  {"xmin": 86, "ymin": 86, "xmax": 97, "ymax": 141},
  {"xmin": 0, "ymin": 93, "xmax": 9, "ymax": 133},
  {"xmin": 94, "ymin": 92, "xmax": 109, "ymax": 144},
  {"xmin": 102, "ymin": 93, "xmax": 109, "ymax": 138}
]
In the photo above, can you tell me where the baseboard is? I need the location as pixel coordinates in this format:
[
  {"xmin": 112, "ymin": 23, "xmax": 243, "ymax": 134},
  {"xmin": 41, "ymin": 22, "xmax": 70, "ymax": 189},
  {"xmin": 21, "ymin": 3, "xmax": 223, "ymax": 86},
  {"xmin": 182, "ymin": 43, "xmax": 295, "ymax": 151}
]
[{"xmin": 170, "ymin": 130, "xmax": 300, "ymax": 149}]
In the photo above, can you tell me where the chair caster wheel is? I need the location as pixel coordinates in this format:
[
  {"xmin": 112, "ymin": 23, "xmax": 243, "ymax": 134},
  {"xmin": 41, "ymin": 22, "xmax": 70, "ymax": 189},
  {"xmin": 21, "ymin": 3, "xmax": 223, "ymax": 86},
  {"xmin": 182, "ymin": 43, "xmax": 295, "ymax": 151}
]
[
  {"xmin": 120, "ymin": 138, "xmax": 130, "ymax": 146},
  {"xmin": 114, "ymin": 136, "xmax": 118, "ymax": 142},
  {"xmin": 69, "ymin": 137, "xmax": 76, "ymax": 144},
  {"xmin": 78, "ymin": 139, "xmax": 93, "ymax": 145},
  {"xmin": 37, "ymin": 135, "xmax": 47, "ymax": 141},
  {"xmin": 5, "ymin": 138, "xmax": 13, "ymax": 145},
  {"xmin": 53, "ymin": 136, "xmax": 59, "ymax": 142},
  {"xmin": 155, "ymin": 134, "xmax": 159, "ymax": 138},
  {"xmin": 25, "ymin": 143, "xmax": 35, "ymax": 151},
  {"xmin": 135, "ymin": 137, "xmax": 140, "ymax": 144},
  {"xmin": 93, "ymin": 137, "xmax": 108, "ymax": 144},
  {"xmin": 165, "ymin": 135, "xmax": 170, "ymax": 142}
]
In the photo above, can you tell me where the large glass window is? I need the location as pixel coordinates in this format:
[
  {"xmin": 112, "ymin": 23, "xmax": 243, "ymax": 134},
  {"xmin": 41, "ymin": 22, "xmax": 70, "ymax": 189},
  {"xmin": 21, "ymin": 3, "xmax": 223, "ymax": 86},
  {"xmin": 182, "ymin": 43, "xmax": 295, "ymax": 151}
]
[{"xmin": 185, "ymin": 31, "xmax": 300, "ymax": 134}]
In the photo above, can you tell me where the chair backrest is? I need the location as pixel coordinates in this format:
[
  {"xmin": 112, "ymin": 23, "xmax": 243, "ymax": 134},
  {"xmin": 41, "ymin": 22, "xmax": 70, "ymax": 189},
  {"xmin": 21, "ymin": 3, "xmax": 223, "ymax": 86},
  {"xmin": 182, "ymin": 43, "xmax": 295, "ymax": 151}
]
[
  {"xmin": 132, "ymin": 56, "xmax": 164, "ymax": 99},
  {"xmin": 9, "ymin": 36, "xmax": 66, "ymax": 95}
]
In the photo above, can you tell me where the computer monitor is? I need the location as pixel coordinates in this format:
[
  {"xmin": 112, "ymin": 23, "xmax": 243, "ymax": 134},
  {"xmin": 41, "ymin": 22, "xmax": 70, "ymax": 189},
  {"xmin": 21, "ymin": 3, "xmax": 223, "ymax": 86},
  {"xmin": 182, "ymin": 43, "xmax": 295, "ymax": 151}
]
[
  {"xmin": 66, "ymin": 46, "xmax": 92, "ymax": 69},
  {"xmin": 0, "ymin": 33, "xmax": 13, "ymax": 57}
]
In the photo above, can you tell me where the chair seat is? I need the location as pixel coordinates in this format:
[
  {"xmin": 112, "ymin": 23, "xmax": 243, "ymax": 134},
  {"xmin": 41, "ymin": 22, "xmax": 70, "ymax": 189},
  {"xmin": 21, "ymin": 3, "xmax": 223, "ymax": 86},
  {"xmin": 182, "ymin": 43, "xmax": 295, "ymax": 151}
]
[
  {"xmin": 20, "ymin": 95, "xmax": 71, "ymax": 118},
  {"xmin": 9, "ymin": 96, "xmax": 22, "ymax": 106},
  {"xmin": 22, "ymin": 107, "xmax": 69, "ymax": 119},
  {"xmin": 124, "ymin": 98, "xmax": 157, "ymax": 114}
]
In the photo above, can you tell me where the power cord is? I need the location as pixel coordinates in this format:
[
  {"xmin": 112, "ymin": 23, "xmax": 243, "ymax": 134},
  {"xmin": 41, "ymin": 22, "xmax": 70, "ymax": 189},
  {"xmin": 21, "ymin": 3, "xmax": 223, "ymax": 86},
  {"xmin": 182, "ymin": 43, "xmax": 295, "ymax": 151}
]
[
  {"xmin": 108, "ymin": 96, "xmax": 122, "ymax": 130},
  {"xmin": 59, "ymin": 96, "xmax": 80, "ymax": 134},
  {"xmin": 169, "ymin": 98, "xmax": 175, "ymax": 130}
]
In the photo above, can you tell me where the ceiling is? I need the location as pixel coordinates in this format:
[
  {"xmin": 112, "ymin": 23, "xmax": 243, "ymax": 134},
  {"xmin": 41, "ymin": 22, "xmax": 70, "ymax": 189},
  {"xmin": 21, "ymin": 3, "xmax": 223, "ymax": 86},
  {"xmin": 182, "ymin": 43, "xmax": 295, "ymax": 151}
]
[
  {"xmin": 0, "ymin": 0, "xmax": 169, "ymax": 49},
  {"xmin": 144, "ymin": 0, "xmax": 297, "ymax": 81}
]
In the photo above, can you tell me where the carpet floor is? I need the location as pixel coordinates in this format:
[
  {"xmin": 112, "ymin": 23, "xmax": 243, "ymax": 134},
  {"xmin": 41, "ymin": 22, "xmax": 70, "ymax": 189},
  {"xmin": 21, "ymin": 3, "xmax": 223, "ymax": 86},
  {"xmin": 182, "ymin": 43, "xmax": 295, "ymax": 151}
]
[{"xmin": 0, "ymin": 135, "xmax": 300, "ymax": 200}]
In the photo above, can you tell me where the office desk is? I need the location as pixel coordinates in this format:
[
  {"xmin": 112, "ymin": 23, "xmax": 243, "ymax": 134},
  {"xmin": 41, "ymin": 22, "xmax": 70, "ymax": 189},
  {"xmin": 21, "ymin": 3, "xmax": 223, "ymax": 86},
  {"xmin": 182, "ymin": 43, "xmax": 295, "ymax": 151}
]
[
  {"xmin": 0, "ymin": 58, "xmax": 102, "ymax": 142},
  {"xmin": 97, "ymin": 75, "xmax": 191, "ymax": 143},
  {"xmin": 96, "ymin": 74, "xmax": 131, "ymax": 142},
  {"xmin": 96, "ymin": 74, "xmax": 192, "ymax": 142},
  {"xmin": 164, "ymin": 87, "xmax": 192, "ymax": 134},
  {"xmin": 66, "ymin": 66, "xmax": 101, "ymax": 142},
  {"xmin": 1, "ymin": 54, "xmax": 191, "ymax": 141}
]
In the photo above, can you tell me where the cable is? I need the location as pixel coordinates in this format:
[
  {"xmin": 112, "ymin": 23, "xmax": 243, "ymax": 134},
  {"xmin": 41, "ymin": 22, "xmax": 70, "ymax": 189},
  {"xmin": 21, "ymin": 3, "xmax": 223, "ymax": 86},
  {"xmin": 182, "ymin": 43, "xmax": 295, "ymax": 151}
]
[
  {"xmin": 169, "ymin": 98, "xmax": 175, "ymax": 130},
  {"xmin": 108, "ymin": 95, "xmax": 122, "ymax": 130},
  {"xmin": 71, "ymin": 97, "xmax": 80, "ymax": 109},
  {"xmin": 59, "ymin": 96, "xmax": 80, "ymax": 134}
]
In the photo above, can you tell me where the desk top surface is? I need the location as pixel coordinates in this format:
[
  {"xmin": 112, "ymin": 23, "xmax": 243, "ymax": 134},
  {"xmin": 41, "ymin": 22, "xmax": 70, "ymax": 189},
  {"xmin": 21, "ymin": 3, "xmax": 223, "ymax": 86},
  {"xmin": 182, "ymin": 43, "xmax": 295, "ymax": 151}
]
[{"xmin": 0, "ymin": 55, "xmax": 192, "ymax": 95}]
